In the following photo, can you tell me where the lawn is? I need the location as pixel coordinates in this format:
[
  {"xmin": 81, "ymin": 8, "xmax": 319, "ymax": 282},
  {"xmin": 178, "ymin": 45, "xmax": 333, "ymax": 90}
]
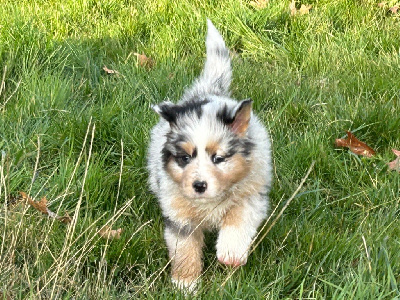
[{"xmin": 1, "ymin": 0, "xmax": 400, "ymax": 298}]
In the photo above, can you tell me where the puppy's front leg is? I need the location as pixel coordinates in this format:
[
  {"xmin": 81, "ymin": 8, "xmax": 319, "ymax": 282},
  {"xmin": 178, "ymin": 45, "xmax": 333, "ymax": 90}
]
[
  {"xmin": 164, "ymin": 224, "xmax": 204, "ymax": 291},
  {"xmin": 216, "ymin": 195, "xmax": 268, "ymax": 267}
]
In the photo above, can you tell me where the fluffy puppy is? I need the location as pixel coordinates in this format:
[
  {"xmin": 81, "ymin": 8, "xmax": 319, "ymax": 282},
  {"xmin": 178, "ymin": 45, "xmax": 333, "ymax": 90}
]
[{"xmin": 147, "ymin": 20, "xmax": 272, "ymax": 290}]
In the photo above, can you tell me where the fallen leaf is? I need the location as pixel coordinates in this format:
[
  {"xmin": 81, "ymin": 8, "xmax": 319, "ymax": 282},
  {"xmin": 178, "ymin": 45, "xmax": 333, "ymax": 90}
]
[
  {"xmin": 389, "ymin": 6, "xmax": 399, "ymax": 13},
  {"xmin": 335, "ymin": 131, "xmax": 376, "ymax": 157},
  {"xmin": 388, "ymin": 149, "xmax": 400, "ymax": 172},
  {"xmin": 103, "ymin": 66, "xmax": 120, "ymax": 75},
  {"xmin": 133, "ymin": 53, "xmax": 154, "ymax": 68},
  {"xmin": 98, "ymin": 225, "xmax": 123, "ymax": 240},
  {"xmin": 298, "ymin": 4, "xmax": 312, "ymax": 15},
  {"xmin": 58, "ymin": 212, "xmax": 72, "ymax": 224},
  {"xmin": 20, "ymin": 191, "xmax": 71, "ymax": 224},
  {"xmin": 250, "ymin": 0, "xmax": 269, "ymax": 9},
  {"xmin": 21, "ymin": 192, "xmax": 48, "ymax": 214},
  {"xmin": 289, "ymin": 1, "xmax": 312, "ymax": 16}
]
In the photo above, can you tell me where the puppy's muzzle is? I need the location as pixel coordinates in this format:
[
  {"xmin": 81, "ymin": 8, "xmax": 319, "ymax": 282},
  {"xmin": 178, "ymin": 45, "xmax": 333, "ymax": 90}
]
[{"xmin": 192, "ymin": 180, "xmax": 207, "ymax": 194}]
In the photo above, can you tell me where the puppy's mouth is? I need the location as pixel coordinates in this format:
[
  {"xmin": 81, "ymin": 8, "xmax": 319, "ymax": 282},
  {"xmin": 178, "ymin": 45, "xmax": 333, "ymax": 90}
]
[
  {"xmin": 182, "ymin": 189, "xmax": 224, "ymax": 202},
  {"xmin": 185, "ymin": 192, "xmax": 215, "ymax": 200},
  {"xmin": 180, "ymin": 179, "xmax": 226, "ymax": 201}
]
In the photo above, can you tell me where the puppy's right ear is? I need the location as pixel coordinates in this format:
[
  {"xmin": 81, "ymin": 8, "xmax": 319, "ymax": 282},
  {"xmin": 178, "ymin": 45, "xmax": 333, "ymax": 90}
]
[
  {"xmin": 152, "ymin": 102, "xmax": 178, "ymax": 125},
  {"xmin": 230, "ymin": 99, "xmax": 252, "ymax": 136}
]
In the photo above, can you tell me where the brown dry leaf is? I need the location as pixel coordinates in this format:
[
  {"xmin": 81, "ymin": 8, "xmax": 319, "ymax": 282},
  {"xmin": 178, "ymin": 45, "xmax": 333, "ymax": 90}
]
[
  {"xmin": 20, "ymin": 191, "xmax": 71, "ymax": 224},
  {"xmin": 389, "ymin": 6, "xmax": 399, "ymax": 13},
  {"xmin": 250, "ymin": 0, "xmax": 269, "ymax": 9},
  {"xmin": 133, "ymin": 53, "xmax": 154, "ymax": 68},
  {"xmin": 335, "ymin": 131, "xmax": 376, "ymax": 157},
  {"xmin": 103, "ymin": 66, "xmax": 120, "ymax": 75},
  {"xmin": 388, "ymin": 149, "xmax": 400, "ymax": 172},
  {"xmin": 20, "ymin": 191, "xmax": 48, "ymax": 214},
  {"xmin": 58, "ymin": 212, "xmax": 72, "ymax": 224},
  {"xmin": 98, "ymin": 225, "xmax": 123, "ymax": 240},
  {"xmin": 290, "ymin": 1, "xmax": 312, "ymax": 16},
  {"xmin": 299, "ymin": 4, "xmax": 312, "ymax": 15}
]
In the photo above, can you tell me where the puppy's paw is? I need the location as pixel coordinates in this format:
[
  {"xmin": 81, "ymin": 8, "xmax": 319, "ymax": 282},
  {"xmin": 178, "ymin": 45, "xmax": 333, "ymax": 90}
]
[
  {"xmin": 172, "ymin": 277, "xmax": 198, "ymax": 294},
  {"xmin": 217, "ymin": 253, "xmax": 247, "ymax": 267},
  {"xmin": 216, "ymin": 227, "xmax": 250, "ymax": 267}
]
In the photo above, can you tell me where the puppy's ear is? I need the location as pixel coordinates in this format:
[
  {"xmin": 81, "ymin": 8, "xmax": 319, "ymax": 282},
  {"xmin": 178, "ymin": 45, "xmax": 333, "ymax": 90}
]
[
  {"xmin": 152, "ymin": 102, "xmax": 177, "ymax": 125},
  {"xmin": 230, "ymin": 99, "xmax": 252, "ymax": 136}
]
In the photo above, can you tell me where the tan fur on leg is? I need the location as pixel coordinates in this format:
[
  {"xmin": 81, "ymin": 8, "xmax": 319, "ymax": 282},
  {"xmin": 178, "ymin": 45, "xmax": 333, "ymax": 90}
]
[{"xmin": 165, "ymin": 227, "xmax": 204, "ymax": 291}]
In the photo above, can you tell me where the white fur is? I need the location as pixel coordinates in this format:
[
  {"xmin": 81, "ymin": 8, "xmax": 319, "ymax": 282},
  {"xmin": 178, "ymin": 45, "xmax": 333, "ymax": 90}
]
[
  {"xmin": 216, "ymin": 194, "xmax": 268, "ymax": 266},
  {"xmin": 182, "ymin": 20, "xmax": 232, "ymax": 100},
  {"xmin": 171, "ymin": 278, "xmax": 199, "ymax": 294}
]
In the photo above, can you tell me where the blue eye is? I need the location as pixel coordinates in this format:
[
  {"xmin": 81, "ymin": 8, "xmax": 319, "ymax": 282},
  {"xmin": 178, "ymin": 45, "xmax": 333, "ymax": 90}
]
[{"xmin": 212, "ymin": 154, "xmax": 225, "ymax": 164}]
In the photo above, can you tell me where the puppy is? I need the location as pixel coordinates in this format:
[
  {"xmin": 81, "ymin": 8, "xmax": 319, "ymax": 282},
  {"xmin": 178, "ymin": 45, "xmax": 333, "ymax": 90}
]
[{"xmin": 147, "ymin": 20, "xmax": 272, "ymax": 291}]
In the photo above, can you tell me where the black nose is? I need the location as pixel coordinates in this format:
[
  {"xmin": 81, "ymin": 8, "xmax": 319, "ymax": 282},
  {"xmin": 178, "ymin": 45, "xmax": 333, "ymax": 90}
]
[{"xmin": 192, "ymin": 180, "xmax": 207, "ymax": 194}]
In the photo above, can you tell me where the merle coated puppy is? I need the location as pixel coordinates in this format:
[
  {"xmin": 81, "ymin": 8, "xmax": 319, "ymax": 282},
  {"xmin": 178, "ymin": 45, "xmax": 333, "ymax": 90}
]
[{"xmin": 147, "ymin": 20, "xmax": 272, "ymax": 291}]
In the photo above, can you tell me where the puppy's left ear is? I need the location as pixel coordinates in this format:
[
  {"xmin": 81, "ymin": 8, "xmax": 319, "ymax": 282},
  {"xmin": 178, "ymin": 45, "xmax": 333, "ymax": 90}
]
[
  {"xmin": 231, "ymin": 98, "xmax": 252, "ymax": 136},
  {"xmin": 152, "ymin": 102, "xmax": 178, "ymax": 125}
]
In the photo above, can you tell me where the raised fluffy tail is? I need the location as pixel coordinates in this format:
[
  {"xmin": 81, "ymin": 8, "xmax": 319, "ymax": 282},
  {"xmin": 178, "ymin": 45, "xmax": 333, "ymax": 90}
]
[{"xmin": 182, "ymin": 19, "xmax": 232, "ymax": 100}]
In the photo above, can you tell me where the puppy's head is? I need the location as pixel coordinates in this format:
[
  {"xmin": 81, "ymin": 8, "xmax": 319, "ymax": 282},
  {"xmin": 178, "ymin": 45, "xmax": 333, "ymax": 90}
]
[{"xmin": 154, "ymin": 98, "xmax": 254, "ymax": 200}]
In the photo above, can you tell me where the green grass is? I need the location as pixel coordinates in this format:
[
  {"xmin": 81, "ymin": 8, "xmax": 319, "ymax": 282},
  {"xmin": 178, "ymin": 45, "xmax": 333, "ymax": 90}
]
[{"xmin": 1, "ymin": 0, "xmax": 400, "ymax": 298}]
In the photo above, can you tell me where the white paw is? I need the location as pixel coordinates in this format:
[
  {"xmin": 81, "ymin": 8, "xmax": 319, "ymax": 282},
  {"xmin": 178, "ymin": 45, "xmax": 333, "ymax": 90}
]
[
  {"xmin": 172, "ymin": 277, "xmax": 199, "ymax": 294},
  {"xmin": 216, "ymin": 227, "xmax": 251, "ymax": 267},
  {"xmin": 217, "ymin": 251, "xmax": 248, "ymax": 267}
]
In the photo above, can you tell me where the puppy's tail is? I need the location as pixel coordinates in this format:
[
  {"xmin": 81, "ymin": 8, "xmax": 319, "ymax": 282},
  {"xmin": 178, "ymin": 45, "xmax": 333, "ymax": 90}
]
[
  {"xmin": 202, "ymin": 20, "xmax": 232, "ymax": 95},
  {"xmin": 183, "ymin": 20, "xmax": 232, "ymax": 100}
]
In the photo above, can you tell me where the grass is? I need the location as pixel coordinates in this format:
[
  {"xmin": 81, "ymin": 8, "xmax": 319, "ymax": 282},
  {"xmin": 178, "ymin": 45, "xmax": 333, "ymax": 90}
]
[{"xmin": 1, "ymin": 0, "xmax": 400, "ymax": 298}]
